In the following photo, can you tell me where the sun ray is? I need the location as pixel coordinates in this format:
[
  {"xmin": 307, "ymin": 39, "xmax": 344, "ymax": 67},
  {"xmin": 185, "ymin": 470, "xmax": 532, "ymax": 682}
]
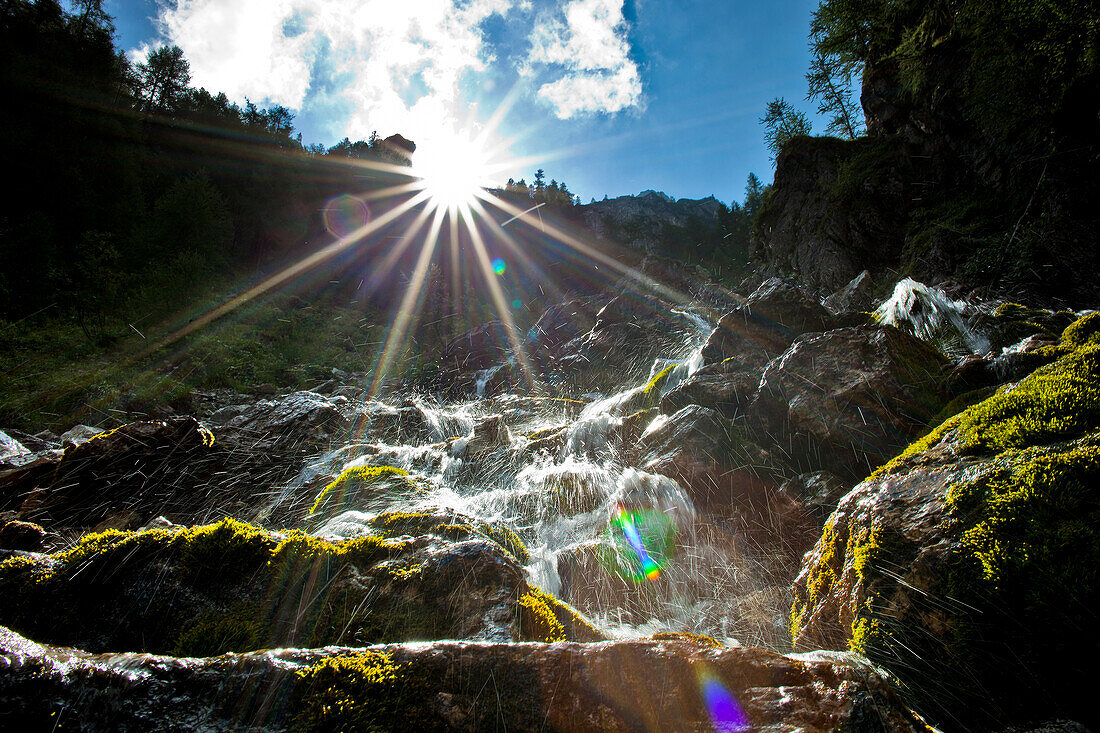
[
  {"xmin": 367, "ymin": 204, "xmax": 447, "ymax": 400},
  {"xmin": 139, "ymin": 189, "xmax": 433, "ymax": 358},
  {"xmin": 459, "ymin": 205, "xmax": 539, "ymax": 393}
]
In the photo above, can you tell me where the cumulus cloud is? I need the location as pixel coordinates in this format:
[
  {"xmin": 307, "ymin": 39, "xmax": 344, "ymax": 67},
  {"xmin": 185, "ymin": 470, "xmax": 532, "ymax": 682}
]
[
  {"xmin": 527, "ymin": 0, "xmax": 642, "ymax": 118},
  {"xmin": 135, "ymin": 0, "xmax": 515, "ymax": 142},
  {"xmin": 132, "ymin": 0, "xmax": 642, "ymax": 139}
]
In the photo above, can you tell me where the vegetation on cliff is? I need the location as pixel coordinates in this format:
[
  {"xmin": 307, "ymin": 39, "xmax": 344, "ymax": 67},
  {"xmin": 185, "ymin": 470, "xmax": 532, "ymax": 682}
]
[{"xmin": 755, "ymin": 0, "xmax": 1100, "ymax": 299}]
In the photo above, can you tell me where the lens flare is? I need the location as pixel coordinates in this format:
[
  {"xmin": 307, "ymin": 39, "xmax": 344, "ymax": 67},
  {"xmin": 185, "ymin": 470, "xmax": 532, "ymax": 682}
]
[
  {"xmin": 492, "ymin": 258, "xmax": 507, "ymax": 275},
  {"xmin": 322, "ymin": 194, "xmax": 371, "ymax": 238},
  {"xmin": 696, "ymin": 667, "xmax": 750, "ymax": 732},
  {"xmin": 512, "ymin": 298, "xmax": 522, "ymax": 309},
  {"xmin": 412, "ymin": 130, "xmax": 496, "ymax": 212},
  {"xmin": 602, "ymin": 504, "xmax": 675, "ymax": 582}
]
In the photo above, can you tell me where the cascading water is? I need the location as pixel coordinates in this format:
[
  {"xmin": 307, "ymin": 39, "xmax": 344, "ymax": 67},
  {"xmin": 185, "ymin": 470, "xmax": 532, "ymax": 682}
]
[
  {"xmin": 264, "ymin": 305, "xmax": 788, "ymax": 646},
  {"xmin": 875, "ymin": 277, "xmax": 991, "ymax": 356}
]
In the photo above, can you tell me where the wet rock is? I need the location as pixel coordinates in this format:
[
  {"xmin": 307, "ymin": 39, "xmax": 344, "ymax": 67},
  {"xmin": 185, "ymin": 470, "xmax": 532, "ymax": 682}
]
[
  {"xmin": 822, "ymin": 270, "xmax": 875, "ymax": 315},
  {"xmin": 529, "ymin": 297, "xmax": 605, "ymax": 357},
  {"xmin": 437, "ymin": 320, "xmax": 519, "ymax": 391},
  {"xmin": 776, "ymin": 471, "xmax": 850, "ymax": 523},
  {"xmin": 791, "ymin": 333, "xmax": 1100, "ymax": 730},
  {"xmin": 218, "ymin": 390, "xmax": 349, "ymax": 452},
  {"xmin": 14, "ymin": 417, "xmax": 216, "ymax": 528},
  {"xmin": 554, "ymin": 296, "xmax": 690, "ymax": 390},
  {"xmin": 58, "ymin": 424, "xmax": 104, "ymax": 447},
  {"xmin": 700, "ymin": 278, "xmax": 834, "ymax": 367},
  {"xmin": 658, "ymin": 360, "xmax": 761, "ymax": 419},
  {"xmin": 0, "ymin": 520, "xmax": 45, "ymax": 551},
  {"xmin": 462, "ymin": 415, "xmax": 511, "ymax": 462},
  {"xmin": 634, "ymin": 407, "xmax": 797, "ymax": 539},
  {"xmin": 0, "ymin": 626, "xmax": 931, "ymax": 731},
  {"xmin": 0, "ymin": 431, "xmax": 29, "ymax": 463},
  {"xmin": 748, "ymin": 325, "xmax": 949, "ymax": 481},
  {"xmin": 352, "ymin": 400, "xmax": 434, "ymax": 444},
  {"xmin": 0, "ymin": 516, "xmax": 596, "ymax": 657}
]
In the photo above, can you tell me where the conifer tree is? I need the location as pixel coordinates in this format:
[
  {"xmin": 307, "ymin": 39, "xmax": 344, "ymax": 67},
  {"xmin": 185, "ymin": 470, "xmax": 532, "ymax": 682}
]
[{"xmin": 761, "ymin": 98, "xmax": 812, "ymax": 161}]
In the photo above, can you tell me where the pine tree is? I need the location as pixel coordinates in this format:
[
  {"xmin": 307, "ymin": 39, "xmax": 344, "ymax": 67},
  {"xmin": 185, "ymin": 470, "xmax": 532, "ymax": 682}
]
[
  {"xmin": 806, "ymin": 48, "xmax": 864, "ymax": 138},
  {"xmin": 760, "ymin": 98, "xmax": 812, "ymax": 161}
]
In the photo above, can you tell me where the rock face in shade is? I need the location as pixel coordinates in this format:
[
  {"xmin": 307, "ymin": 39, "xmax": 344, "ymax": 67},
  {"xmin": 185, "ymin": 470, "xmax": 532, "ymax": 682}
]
[
  {"xmin": 700, "ymin": 278, "xmax": 835, "ymax": 367},
  {"xmin": 790, "ymin": 325, "xmax": 1100, "ymax": 731},
  {"xmin": 747, "ymin": 325, "xmax": 949, "ymax": 481},
  {"xmin": 0, "ymin": 626, "xmax": 932, "ymax": 732}
]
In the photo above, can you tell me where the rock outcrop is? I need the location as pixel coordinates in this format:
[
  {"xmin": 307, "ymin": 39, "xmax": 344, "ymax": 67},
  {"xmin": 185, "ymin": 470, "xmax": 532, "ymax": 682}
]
[
  {"xmin": 0, "ymin": 626, "xmax": 932, "ymax": 732},
  {"xmin": 790, "ymin": 314, "xmax": 1100, "ymax": 730}
]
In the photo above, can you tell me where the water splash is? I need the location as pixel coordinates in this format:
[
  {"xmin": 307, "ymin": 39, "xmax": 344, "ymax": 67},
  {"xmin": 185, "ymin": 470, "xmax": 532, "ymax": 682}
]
[{"xmin": 875, "ymin": 277, "xmax": 990, "ymax": 356}]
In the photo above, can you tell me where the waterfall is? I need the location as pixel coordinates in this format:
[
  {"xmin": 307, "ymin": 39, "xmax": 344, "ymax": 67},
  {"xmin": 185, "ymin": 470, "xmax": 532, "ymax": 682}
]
[{"xmin": 266, "ymin": 305, "xmax": 790, "ymax": 644}]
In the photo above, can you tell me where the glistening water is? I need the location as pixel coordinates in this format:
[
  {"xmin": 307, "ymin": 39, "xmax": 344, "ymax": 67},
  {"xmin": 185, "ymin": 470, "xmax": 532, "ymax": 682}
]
[{"xmin": 262, "ymin": 305, "xmax": 793, "ymax": 648}]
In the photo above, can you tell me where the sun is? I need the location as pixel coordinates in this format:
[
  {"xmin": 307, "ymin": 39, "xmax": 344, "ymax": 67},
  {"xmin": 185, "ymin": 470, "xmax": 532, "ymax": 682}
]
[{"xmin": 412, "ymin": 130, "xmax": 497, "ymax": 212}]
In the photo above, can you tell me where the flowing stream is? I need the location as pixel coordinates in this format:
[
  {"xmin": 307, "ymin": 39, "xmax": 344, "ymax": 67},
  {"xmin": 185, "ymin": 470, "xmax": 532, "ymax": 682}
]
[{"xmin": 266, "ymin": 305, "xmax": 791, "ymax": 646}]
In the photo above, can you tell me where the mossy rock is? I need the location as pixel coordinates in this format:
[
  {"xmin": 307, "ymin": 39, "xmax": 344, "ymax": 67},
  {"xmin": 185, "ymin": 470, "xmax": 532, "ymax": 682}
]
[
  {"xmin": 309, "ymin": 464, "xmax": 418, "ymax": 516},
  {"xmin": 795, "ymin": 314, "xmax": 1100, "ymax": 728},
  {"xmin": 0, "ymin": 511, "xmax": 586, "ymax": 655}
]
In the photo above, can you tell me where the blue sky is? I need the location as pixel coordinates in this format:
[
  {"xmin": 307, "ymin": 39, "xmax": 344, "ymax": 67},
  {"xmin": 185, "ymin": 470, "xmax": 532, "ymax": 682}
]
[{"xmin": 106, "ymin": 0, "xmax": 826, "ymax": 205}]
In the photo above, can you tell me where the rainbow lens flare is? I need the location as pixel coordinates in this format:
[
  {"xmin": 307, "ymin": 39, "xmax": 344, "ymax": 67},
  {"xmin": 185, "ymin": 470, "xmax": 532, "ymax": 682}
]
[
  {"xmin": 321, "ymin": 194, "xmax": 371, "ymax": 238},
  {"xmin": 602, "ymin": 505, "xmax": 676, "ymax": 582},
  {"xmin": 697, "ymin": 667, "xmax": 750, "ymax": 732},
  {"xmin": 491, "ymin": 257, "xmax": 506, "ymax": 275}
]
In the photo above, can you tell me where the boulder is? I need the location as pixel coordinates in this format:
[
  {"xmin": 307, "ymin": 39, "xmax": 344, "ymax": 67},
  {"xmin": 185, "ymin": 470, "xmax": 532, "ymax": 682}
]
[
  {"xmin": 0, "ymin": 515, "xmax": 597, "ymax": 656},
  {"xmin": 822, "ymin": 270, "xmax": 875, "ymax": 315},
  {"xmin": 700, "ymin": 278, "xmax": 834, "ymax": 367},
  {"xmin": 14, "ymin": 417, "xmax": 217, "ymax": 528},
  {"xmin": 0, "ymin": 520, "xmax": 45, "ymax": 551},
  {"xmin": 0, "ymin": 626, "xmax": 933, "ymax": 732},
  {"xmin": 0, "ymin": 431, "xmax": 28, "ymax": 463},
  {"xmin": 791, "ymin": 327, "xmax": 1100, "ymax": 730},
  {"xmin": 633, "ymin": 407, "xmax": 803, "ymax": 543},
  {"xmin": 658, "ymin": 360, "xmax": 762, "ymax": 419},
  {"xmin": 747, "ymin": 325, "xmax": 949, "ymax": 481},
  {"xmin": 218, "ymin": 390, "xmax": 349, "ymax": 452}
]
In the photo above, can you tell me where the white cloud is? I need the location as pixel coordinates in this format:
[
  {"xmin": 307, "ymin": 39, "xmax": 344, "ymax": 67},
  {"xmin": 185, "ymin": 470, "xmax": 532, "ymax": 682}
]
[
  {"xmin": 527, "ymin": 0, "xmax": 642, "ymax": 118},
  {"xmin": 137, "ymin": 0, "xmax": 515, "ymax": 143},
  {"xmin": 132, "ymin": 0, "xmax": 642, "ymax": 139}
]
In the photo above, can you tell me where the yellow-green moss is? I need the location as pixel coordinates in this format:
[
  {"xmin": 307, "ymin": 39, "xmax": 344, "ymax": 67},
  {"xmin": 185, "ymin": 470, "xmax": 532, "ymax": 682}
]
[
  {"xmin": 954, "ymin": 342, "xmax": 1100, "ymax": 453},
  {"xmin": 1061, "ymin": 311, "xmax": 1100, "ymax": 349},
  {"xmin": 517, "ymin": 586, "xmax": 566, "ymax": 642},
  {"xmin": 294, "ymin": 651, "xmax": 404, "ymax": 732},
  {"xmin": 651, "ymin": 631, "xmax": 723, "ymax": 648},
  {"xmin": 310, "ymin": 465, "xmax": 411, "ymax": 514},
  {"xmin": 790, "ymin": 517, "xmax": 841, "ymax": 643},
  {"xmin": 368, "ymin": 510, "xmax": 529, "ymax": 565},
  {"xmin": 643, "ymin": 363, "xmax": 678, "ymax": 396},
  {"xmin": 790, "ymin": 517, "xmax": 885, "ymax": 652}
]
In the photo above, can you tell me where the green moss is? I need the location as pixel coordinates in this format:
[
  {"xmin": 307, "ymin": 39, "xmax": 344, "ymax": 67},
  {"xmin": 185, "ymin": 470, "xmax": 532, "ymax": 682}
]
[
  {"xmin": 1061, "ymin": 312, "xmax": 1100, "ymax": 349},
  {"xmin": 368, "ymin": 510, "xmax": 529, "ymax": 565},
  {"xmin": 310, "ymin": 465, "xmax": 411, "ymax": 515},
  {"xmin": 955, "ymin": 343, "xmax": 1100, "ymax": 454},
  {"xmin": 790, "ymin": 516, "xmax": 886, "ymax": 653},
  {"xmin": 643, "ymin": 363, "xmax": 678, "ymax": 396},
  {"xmin": 651, "ymin": 631, "xmax": 723, "ymax": 648},
  {"xmin": 790, "ymin": 517, "xmax": 841, "ymax": 644},
  {"xmin": 927, "ymin": 386, "xmax": 997, "ymax": 429},
  {"xmin": 294, "ymin": 651, "xmax": 408, "ymax": 732},
  {"xmin": 517, "ymin": 586, "xmax": 566, "ymax": 642}
]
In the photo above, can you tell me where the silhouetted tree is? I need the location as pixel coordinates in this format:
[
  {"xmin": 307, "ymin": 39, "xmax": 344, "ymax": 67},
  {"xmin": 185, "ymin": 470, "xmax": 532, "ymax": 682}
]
[
  {"xmin": 806, "ymin": 48, "xmax": 863, "ymax": 138},
  {"xmin": 135, "ymin": 45, "xmax": 190, "ymax": 115},
  {"xmin": 761, "ymin": 97, "xmax": 812, "ymax": 161}
]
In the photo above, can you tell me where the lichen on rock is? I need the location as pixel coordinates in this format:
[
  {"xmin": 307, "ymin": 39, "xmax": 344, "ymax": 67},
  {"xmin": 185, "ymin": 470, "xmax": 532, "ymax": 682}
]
[{"xmin": 791, "ymin": 313, "xmax": 1100, "ymax": 729}]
